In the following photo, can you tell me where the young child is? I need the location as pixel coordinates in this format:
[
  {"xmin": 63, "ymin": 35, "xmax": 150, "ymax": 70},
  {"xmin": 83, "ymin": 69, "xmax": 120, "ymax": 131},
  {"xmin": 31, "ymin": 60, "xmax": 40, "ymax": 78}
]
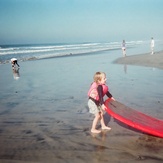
[{"xmin": 87, "ymin": 72, "xmax": 115, "ymax": 134}]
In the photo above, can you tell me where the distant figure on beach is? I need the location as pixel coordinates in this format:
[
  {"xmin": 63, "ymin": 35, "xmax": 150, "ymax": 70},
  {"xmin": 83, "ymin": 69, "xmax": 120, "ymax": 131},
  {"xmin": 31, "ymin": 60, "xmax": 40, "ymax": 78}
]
[
  {"xmin": 11, "ymin": 58, "xmax": 20, "ymax": 68},
  {"xmin": 151, "ymin": 37, "xmax": 155, "ymax": 55},
  {"xmin": 121, "ymin": 40, "xmax": 126, "ymax": 57},
  {"xmin": 87, "ymin": 72, "xmax": 115, "ymax": 134}
]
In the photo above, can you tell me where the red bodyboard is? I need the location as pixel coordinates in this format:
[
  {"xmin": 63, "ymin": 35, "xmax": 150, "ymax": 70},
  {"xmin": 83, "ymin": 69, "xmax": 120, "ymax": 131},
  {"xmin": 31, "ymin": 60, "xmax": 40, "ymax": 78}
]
[{"xmin": 105, "ymin": 99, "xmax": 163, "ymax": 138}]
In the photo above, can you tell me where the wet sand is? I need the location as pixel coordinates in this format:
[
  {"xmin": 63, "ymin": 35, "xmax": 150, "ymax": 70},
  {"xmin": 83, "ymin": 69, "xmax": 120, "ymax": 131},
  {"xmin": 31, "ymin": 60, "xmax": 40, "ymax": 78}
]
[
  {"xmin": 114, "ymin": 50, "xmax": 163, "ymax": 69},
  {"xmin": 0, "ymin": 52, "xmax": 163, "ymax": 163}
]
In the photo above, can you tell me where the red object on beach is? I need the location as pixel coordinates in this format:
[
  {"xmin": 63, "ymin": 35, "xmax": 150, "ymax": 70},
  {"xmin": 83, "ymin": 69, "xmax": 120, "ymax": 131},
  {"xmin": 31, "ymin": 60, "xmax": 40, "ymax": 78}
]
[{"xmin": 105, "ymin": 99, "xmax": 163, "ymax": 138}]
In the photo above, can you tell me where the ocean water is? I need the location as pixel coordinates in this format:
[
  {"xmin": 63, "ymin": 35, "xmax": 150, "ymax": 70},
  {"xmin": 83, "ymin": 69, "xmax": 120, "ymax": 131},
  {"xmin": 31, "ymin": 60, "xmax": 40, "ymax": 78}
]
[
  {"xmin": 0, "ymin": 40, "xmax": 163, "ymax": 119},
  {"xmin": 1, "ymin": 40, "xmax": 163, "ymax": 64},
  {"xmin": 1, "ymin": 47, "xmax": 163, "ymax": 109}
]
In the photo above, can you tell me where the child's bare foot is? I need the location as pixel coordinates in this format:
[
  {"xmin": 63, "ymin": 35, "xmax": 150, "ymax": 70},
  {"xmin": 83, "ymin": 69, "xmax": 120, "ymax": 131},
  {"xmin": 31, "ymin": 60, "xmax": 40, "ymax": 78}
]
[
  {"xmin": 91, "ymin": 129, "xmax": 101, "ymax": 134},
  {"xmin": 102, "ymin": 126, "xmax": 111, "ymax": 130}
]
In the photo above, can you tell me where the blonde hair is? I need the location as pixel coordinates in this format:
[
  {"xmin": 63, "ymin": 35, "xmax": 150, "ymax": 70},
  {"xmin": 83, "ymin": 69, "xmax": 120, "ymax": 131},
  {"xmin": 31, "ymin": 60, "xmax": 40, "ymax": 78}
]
[{"xmin": 93, "ymin": 72, "xmax": 106, "ymax": 83}]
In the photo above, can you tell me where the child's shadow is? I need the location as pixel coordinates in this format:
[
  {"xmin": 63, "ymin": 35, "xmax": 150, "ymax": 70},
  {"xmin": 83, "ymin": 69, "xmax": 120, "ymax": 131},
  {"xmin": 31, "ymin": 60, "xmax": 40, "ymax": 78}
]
[{"xmin": 104, "ymin": 112, "xmax": 111, "ymax": 126}]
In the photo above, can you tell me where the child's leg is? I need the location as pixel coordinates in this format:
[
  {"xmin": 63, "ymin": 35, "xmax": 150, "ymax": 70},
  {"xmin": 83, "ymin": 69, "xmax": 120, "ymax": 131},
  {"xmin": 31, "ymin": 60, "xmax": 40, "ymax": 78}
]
[
  {"xmin": 91, "ymin": 113, "xmax": 101, "ymax": 133},
  {"xmin": 100, "ymin": 112, "xmax": 111, "ymax": 130}
]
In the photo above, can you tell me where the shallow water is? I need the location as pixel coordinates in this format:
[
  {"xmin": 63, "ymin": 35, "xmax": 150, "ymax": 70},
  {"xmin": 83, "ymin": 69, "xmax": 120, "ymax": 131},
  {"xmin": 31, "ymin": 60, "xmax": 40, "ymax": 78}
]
[{"xmin": 1, "ymin": 50, "xmax": 163, "ymax": 116}]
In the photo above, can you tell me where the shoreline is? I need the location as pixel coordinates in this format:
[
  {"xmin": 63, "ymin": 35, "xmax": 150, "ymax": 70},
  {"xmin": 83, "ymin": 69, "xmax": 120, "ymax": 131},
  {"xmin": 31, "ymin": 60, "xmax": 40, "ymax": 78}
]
[
  {"xmin": 114, "ymin": 50, "xmax": 163, "ymax": 69},
  {"xmin": 0, "ymin": 47, "xmax": 121, "ymax": 65}
]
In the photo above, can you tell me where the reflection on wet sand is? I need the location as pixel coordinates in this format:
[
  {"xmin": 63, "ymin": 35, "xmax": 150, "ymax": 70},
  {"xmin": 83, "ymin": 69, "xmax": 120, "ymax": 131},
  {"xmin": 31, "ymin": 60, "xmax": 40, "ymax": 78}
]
[
  {"xmin": 12, "ymin": 68, "xmax": 20, "ymax": 80},
  {"xmin": 124, "ymin": 64, "xmax": 127, "ymax": 74}
]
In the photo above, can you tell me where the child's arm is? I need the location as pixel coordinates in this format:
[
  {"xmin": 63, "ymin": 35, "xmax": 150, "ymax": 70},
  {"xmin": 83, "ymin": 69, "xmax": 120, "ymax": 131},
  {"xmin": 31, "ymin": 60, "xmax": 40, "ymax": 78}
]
[
  {"xmin": 97, "ymin": 85, "xmax": 107, "ymax": 111},
  {"xmin": 106, "ymin": 91, "xmax": 116, "ymax": 101},
  {"xmin": 97, "ymin": 85, "xmax": 104, "ymax": 105},
  {"xmin": 97, "ymin": 85, "xmax": 115, "ymax": 111}
]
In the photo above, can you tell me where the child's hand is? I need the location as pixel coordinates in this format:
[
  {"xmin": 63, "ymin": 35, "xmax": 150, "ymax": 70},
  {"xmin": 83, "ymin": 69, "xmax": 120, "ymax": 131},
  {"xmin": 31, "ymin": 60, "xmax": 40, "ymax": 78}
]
[
  {"xmin": 101, "ymin": 104, "xmax": 106, "ymax": 111},
  {"xmin": 111, "ymin": 97, "xmax": 116, "ymax": 101}
]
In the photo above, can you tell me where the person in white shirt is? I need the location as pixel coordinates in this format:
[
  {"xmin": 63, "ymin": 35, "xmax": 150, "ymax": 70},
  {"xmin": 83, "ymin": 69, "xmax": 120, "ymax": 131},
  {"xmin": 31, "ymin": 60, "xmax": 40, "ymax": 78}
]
[
  {"xmin": 151, "ymin": 37, "xmax": 155, "ymax": 55},
  {"xmin": 121, "ymin": 40, "xmax": 126, "ymax": 57},
  {"xmin": 11, "ymin": 58, "xmax": 20, "ymax": 68}
]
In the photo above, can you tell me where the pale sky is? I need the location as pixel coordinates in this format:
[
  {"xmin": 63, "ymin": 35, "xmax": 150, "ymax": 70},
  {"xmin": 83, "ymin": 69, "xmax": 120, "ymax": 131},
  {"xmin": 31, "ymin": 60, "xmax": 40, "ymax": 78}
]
[{"xmin": 0, "ymin": 0, "xmax": 163, "ymax": 44}]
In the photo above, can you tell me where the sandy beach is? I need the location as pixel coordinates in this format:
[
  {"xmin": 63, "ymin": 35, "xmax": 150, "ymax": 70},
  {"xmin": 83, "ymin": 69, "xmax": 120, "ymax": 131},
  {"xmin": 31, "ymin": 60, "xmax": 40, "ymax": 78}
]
[
  {"xmin": 0, "ymin": 50, "xmax": 163, "ymax": 163},
  {"xmin": 114, "ymin": 50, "xmax": 163, "ymax": 69}
]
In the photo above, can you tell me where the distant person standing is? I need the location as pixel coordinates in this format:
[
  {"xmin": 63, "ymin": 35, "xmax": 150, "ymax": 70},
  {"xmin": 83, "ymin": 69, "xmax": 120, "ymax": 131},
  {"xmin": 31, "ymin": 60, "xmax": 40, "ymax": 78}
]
[
  {"xmin": 151, "ymin": 37, "xmax": 155, "ymax": 55},
  {"xmin": 11, "ymin": 58, "xmax": 20, "ymax": 68},
  {"xmin": 121, "ymin": 40, "xmax": 126, "ymax": 57}
]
